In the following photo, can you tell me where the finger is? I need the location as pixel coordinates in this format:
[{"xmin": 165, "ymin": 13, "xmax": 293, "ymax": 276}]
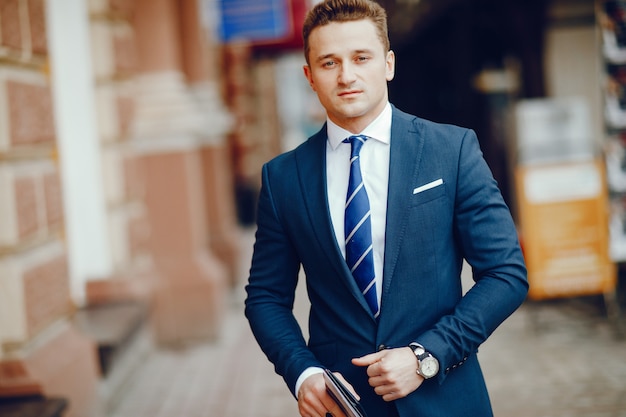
[
  {"xmin": 299, "ymin": 397, "xmax": 328, "ymax": 417},
  {"xmin": 327, "ymin": 408, "xmax": 347, "ymax": 417},
  {"xmin": 364, "ymin": 356, "xmax": 391, "ymax": 378},
  {"xmin": 297, "ymin": 399, "xmax": 318, "ymax": 417},
  {"xmin": 322, "ymin": 398, "xmax": 347, "ymax": 417},
  {"xmin": 382, "ymin": 391, "xmax": 402, "ymax": 402},
  {"xmin": 319, "ymin": 387, "xmax": 350, "ymax": 417},
  {"xmin": 298, "ymin": 388, "xmax": 329, "ymax": 417},
  {"xmin": 352, "ymin": 351, "xmax": 383, "ymax": 367},
  {"xmin": 318, "ymin": 389, "xmax": 348, "ymax": 417},
  {"xmin": 367, "ymin": 373, "xmax": 389, "ymax": 387},
  {"xmin": 333, "ymin": 373, "xmax": 360, "ymax": 400},
  {"xmin": 371, "ymin": 381, "xmax": 408, "ymax": 402}
]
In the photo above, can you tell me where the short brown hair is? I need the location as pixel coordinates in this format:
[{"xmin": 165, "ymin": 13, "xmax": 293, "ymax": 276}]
[{"xmin": 302, "ymin": 0, "xmax": 390, "ymax": 64}]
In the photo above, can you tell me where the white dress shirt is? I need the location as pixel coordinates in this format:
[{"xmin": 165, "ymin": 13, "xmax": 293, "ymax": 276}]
[
  {"xmin": 325, "ymin": 102, "xmax": 391, "ymax": 307},
  {"xmin": 295, "ymin": 102, "xmax": 392, "ymax": 395}
]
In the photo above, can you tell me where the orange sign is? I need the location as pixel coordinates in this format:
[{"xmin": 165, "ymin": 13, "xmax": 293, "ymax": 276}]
[{"xmin": 515, "ymin": 159, "xmax": 616, "ymax": 300}]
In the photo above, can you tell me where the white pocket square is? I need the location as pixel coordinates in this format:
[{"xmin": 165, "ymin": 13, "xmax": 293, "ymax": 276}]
[{"xmin": 413, "ymin": 178, "xmax": 443, "ymax": 194}]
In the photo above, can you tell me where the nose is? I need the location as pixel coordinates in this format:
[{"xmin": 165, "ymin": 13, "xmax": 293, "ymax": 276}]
[{"xmin": 338, "ymin": 62, "xmax": 357, "ymax": 85}]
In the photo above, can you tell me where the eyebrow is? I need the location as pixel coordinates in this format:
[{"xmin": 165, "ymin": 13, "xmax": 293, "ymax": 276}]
[
  {"xmin": 315, "ymin": 54, "xmax": 336, "ymax": 63},
  {"xmin": 314, "ymin": 49, "xmax": 374, "ymax": 63}
]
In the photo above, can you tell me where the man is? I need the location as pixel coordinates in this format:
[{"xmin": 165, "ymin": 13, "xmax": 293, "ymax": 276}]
[{"xmin": 244, "ymin": 1, "xmax": 528, "ymax": 416}]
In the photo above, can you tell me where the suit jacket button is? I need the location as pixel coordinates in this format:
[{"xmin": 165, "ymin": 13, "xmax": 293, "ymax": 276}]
[{"xmin": 377, "ymin": 344, "xmax": 387, "ymax": 351}]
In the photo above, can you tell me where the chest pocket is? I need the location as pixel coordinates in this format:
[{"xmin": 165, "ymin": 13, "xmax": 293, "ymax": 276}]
[{"xmin": 410, "ymin": 181, "xmax": 447, "ymax": 206}]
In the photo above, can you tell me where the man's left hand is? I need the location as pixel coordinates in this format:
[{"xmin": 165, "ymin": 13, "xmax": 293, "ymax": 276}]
[{"xmin": 352, "ymin": 347, "xmax": 423, "ymax": 401}]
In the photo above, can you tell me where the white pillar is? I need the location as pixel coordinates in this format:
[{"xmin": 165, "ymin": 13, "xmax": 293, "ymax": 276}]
[{"xmin": 45, "ymin": 0, "xmax": 112, "ymax": 305}]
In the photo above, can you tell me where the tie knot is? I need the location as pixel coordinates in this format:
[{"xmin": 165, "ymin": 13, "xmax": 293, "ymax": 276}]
[{"xmin": 343, "ymin": 135, "xmax": 368, "ymax": 157}]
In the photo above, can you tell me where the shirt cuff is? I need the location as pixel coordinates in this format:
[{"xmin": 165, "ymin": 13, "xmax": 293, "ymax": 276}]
[{"xmin": 295, "ymin": 367, "xmax": 324, "ymax": 397}]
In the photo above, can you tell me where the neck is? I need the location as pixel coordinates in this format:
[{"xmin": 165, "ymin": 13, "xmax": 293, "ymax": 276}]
[{"xmin": 328, "ymin": 101, "xmax": 390, "ymax": 134}]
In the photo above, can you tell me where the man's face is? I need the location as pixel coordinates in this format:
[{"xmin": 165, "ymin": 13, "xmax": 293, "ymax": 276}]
[{"xmin": 303, "ymin": 19, "xmax": 395, "ymax": 133}]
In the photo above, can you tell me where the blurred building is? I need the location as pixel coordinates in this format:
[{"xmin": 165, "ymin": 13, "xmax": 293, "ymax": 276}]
[
  {"xmin": 0, "ymin": 0, "xmax": 624, "ymax": 416},
  {"xmin": 0, "ymin": 0, "xmax": 241, "ymax": 415}
]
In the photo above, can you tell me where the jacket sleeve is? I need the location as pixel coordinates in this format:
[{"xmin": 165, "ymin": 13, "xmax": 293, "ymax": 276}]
[
  {"xmin": 244, "ymin": 162, "xmax": 322, "ymax": 396},
  {"xmin": 416, "ymin": 129, "xmax": 528, "ymax": 384}
]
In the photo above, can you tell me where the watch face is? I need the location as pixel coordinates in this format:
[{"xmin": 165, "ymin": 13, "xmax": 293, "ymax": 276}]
[{"xmin": 421, "ymin": 357, "xmax": 439, "ymax": 378}]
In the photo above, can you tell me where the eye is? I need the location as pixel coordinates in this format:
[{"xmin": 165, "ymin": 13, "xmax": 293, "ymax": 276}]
[
  {"xmin": 356, "ymin": 55, "xmax": 370, "ymax": 63},
  {"xmin": 322, "ymin": 60, "xmax": 336, "ymax": 68}
]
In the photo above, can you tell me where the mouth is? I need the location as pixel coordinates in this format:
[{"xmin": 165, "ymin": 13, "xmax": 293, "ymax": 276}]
[{"xmin": 338, "ymin": 90, "xmax": 362, "ymax": 98}]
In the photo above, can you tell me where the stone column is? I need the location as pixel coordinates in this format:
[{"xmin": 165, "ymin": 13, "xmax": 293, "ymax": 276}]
[
  {"xmin": 179, "ymin": 0, "xmax": 240, "ymax": 286},
  {"xmin": 131, "ymin": 0, "xmax": 231, "ymax": 344}
]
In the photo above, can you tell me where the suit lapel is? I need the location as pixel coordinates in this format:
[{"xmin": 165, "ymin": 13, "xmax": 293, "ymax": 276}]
[
  {"xmin": 294, "ymin": 128, "xmax": 335, "ymax": 257},
  {"xmin": 381, "ymin": 109, "xmax": 424, "ymax": 306}
]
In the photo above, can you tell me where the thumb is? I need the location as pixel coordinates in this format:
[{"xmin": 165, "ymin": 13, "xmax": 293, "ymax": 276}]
[{"xmin": 352, "ymin": 351, "xmax": 383, "ymax": 367}]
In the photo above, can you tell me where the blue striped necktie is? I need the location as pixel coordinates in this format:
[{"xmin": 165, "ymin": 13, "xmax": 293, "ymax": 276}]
[{"xmin": 344, "ymin": 135, "xmax": 379, "ymax": 318}]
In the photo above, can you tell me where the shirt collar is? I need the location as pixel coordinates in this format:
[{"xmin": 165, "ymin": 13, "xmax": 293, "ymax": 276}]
[{"xmin": 327, "ymin": 102, "xmax": 392, "ymax": 150}]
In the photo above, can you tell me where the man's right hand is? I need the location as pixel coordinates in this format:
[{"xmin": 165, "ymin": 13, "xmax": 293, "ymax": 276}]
[{"xmin": 297, "ymin": 372, "xmax": 358, "ymax": 417}]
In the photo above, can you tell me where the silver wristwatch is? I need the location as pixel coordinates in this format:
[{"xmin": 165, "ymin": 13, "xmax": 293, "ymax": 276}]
[{"xmin": 409, "ymin": 342, "xmax": 439, "ymax": 379}]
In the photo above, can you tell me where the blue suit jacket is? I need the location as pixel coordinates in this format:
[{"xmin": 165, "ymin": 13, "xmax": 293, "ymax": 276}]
[{"xmin": 245, "ymin": 107, "xmax": 528, "ymax": 416}]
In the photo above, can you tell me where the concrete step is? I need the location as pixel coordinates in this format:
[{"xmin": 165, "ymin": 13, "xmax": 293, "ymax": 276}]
[{"xmin": 72, "ymin": 302, "xmax": 154, "ymax": 409}]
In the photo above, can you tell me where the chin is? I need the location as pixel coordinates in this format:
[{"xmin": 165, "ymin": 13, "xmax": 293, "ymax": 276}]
[{"xmin": 336, "ymin": 104, "xmax": 369, "ymax": 119}]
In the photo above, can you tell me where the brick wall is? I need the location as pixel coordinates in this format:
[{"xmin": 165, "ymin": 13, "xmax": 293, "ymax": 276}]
[
  {"xmin": 0, "ymin": 0, "xmax": 47, "ymax": 58},
  {"xmin": 0, "ymin": 66, "xmax": 69, "ymax": 349},
  {"xmin": 0, "ymin": 162, "xmax": 62, "ymax": 246},
  {"xmin": 0, "ymin": 1, "xmax": 136, "ymax": 414},
  {"xmin": 89, "ymin": 0, "xmax": 154, "ymax": 280}
]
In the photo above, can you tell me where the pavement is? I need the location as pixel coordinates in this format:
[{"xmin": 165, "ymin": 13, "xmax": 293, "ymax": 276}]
[{"xmin": 105, "ymin": 229, "xmax": 626, "ymax": 417}]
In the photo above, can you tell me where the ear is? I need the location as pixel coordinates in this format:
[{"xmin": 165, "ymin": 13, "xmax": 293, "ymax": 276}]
[
  {"xmin": 303, "ymin": 65, "xmax": 316, "ymax": 91},
  {"xmin": 385, "ymin": 50, "xmax": 395, "ymax": 82}
]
